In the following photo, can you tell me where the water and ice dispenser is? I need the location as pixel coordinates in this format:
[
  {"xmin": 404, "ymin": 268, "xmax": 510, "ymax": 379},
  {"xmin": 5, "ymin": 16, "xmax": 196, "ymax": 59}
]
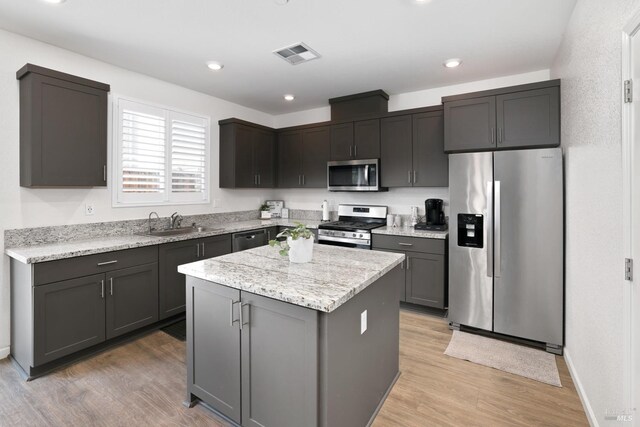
[{"xmin": 457, "ymin": 214, "xmax": 484, "ymax": 248}]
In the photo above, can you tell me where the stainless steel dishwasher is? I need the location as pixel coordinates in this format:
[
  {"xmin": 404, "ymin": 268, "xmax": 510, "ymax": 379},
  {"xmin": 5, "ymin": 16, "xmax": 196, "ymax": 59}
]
[{"xmin": 232, "ymin": 229, "xmax": 268, "ymax": 252}]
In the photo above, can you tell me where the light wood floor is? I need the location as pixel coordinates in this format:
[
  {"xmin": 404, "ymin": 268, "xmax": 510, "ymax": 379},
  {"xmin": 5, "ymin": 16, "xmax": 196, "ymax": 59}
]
[{"xmin": 0, "ymin": 310, "xmax": 588, "ymax": 427}]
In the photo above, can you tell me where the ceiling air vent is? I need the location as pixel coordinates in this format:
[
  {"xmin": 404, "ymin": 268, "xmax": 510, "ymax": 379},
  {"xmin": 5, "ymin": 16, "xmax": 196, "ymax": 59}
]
[{"xmin": 273, "ymin": 42, "xmax": 321, "ymax": 65}]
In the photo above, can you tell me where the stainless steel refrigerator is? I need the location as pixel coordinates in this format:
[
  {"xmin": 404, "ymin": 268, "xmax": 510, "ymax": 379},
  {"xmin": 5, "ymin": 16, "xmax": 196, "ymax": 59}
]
[{"xmin": 448, "ymin": 148, "xmax": 563, "ymax": 354}]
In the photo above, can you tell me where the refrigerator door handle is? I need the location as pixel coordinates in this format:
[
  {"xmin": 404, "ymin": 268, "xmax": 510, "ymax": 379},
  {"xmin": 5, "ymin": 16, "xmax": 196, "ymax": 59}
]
[
  {"xmin": 486, "ymin": 181, "xmax": 493, "ymax": 278},
  {"xmin": 495, "ymin": 180, "xmax": 501, "ymax": 277}
]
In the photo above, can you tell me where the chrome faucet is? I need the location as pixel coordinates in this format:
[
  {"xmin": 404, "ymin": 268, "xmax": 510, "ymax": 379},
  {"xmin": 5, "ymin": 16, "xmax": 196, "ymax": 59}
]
[
  {"xmin": 148, "ymin": 211, "xmax": 160, "ymax": 234},
  {"xmin": 170, "ymin": 212, "xmax": 183, "ymax": 229}
]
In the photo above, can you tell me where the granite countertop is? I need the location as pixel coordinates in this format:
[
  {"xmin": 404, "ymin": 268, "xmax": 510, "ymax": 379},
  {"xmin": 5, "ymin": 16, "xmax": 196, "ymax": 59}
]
[
  {"xmin": 178, "ymin": 244, "xmax": 404, "ymax": 313},
  {"xmin": 5, "ymin": 219, "xmax": 322, "ymax": 264},
  {"xmin": 372, "ymin": 226, "xmax": 448, "ymax": 240}
]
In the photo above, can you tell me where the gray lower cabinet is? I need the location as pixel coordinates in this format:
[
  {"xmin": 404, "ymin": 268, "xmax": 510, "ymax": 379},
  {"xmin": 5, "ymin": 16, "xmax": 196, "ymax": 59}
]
[
  {"xmin": 159, "ymin": 234, "xmax": 231, "ymax": 320},
  {"xmin": 187, "ymin": 278, "xmax": 317, "ymax": 427},
  {"xmin": 372, "ymin": 234, "xmax": 447, "ymax": 309},
  {"xmin": 33, "ymin": 273, "xmax": 106, "ymax": 366},
  {"xmin": 11, "ymin": 245, "xmax": 160, "ymax": 377},
  {"xmin": 405, "ymin": 251, "xmax": 445, "ymax": 308},
  {"xmin": 106, "ymin": 263, "xmax": 158, "ymax": 339}
]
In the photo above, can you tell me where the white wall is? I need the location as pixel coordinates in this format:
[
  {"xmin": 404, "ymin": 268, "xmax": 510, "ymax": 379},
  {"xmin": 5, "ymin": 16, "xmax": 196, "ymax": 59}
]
[
  {"xmin": 271, "ymin": 69, "xmax": 551, "ymax": 217},
  {"xmin": 551, "ymin": 1, "xmax": 639, "ymax": 425},
  {"xmin": 0, "ymin": 28, "xmax": 278, "ymax": 357}
]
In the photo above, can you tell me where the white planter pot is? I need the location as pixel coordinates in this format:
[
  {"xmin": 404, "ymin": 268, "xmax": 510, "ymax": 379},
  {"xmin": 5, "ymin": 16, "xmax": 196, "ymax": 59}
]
[
  {"xmin": 287, "ymin": 236, "xmax": 314, "ymax": 263},
  {"xmin": 261, "ymin": 211, "xmax": 271, "ymax": 219}
]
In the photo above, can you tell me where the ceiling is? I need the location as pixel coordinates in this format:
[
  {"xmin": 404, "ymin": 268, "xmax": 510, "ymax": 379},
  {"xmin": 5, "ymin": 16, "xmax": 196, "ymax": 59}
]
[{"xmin": 0, "ymin": 0, "xmax": 576, "ymax": 114}]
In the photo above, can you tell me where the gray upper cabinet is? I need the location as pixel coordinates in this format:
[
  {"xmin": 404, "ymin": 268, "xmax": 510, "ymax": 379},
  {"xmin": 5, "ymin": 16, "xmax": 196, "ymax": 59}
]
[
  {"xmin": 330, "ymin": 122, "xmax": 353, "ymax": 161},
  {"xmin": 331, "ymin": 120, "xmax": 380, "ymax": 161},
  {"xmin": 353, "ymin": 119, "xmax": 380, "ymax": 159},
  {"xmin": 381, "ymin": 115, "xmax": 413, "ymax": 187},
  {"xmin": 277, "ymin": 126, "xmax": 330, "ymax": 188},
  {"xmin": 17, "ymin": 64, "xmax": 110, "ymax": 187},
  {"xmin": 496, "ymin": 87, "xmax": 560, "ymax": 149},
  {"xmin": 33, "ymin": 273, "xmax": 106, "ymax": 366},
  {"xmin": 106, "ymin": 263, "xmax": 159, "ymax": 339},
  {"xmin": 219, "ymin": 120, "xmax": 276, "ymax": 188},
  {"xmin": 381, "ymin": 111, "xmax": 447, "ymax": 187},
  {"xmin": 412, "ymin": 111, "xmax": 448, "ymax": 187},
  {"xmin": 443, "ymin": 80, "xmax": 561, "ymax": 153},
  {"xmin": 159, "ymin": 234, "xmax": 231, "ymax": 320},
  {"xmin": 443, "ymin": 96, "xmax": 496, "ymax": 152}
]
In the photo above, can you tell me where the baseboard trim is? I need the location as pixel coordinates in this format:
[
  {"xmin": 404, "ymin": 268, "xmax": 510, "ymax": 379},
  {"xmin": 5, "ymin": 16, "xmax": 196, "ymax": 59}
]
[
  {"xmin": 564, "ymin": 348, "xmax": 598, "ymax": 427},
  {"xmin": 0, "ymin": 346, "xmax": 9, "ymax": 360}
]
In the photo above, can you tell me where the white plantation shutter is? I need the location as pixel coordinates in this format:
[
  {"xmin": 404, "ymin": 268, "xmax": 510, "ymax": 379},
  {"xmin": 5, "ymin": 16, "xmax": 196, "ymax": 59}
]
[
  {"xmin": 170, "ymin": 113, "xmax": 208, "ymax": 201},
  {"xmin": 114, "ymin": 98, "xmax": 210, "ymax": 206}
]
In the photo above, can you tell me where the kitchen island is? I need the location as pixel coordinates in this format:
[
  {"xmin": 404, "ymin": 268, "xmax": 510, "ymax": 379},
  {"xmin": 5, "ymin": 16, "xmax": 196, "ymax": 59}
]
[{"xmin": 178, "ymin": 244, "xmax": 404, "ymax": 427}]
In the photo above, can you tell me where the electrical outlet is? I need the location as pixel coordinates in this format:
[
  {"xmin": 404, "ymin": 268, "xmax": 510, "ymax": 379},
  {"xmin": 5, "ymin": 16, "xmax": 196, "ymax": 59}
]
[
  {"xmin": 85, "ymin": 204, "xmax": 95, "ymax": 216},
  {"xmin": 360, "ymin": 310, "xmax": 367, "ymax": 335},
  {"xmin": 212, "ymin": 199, "xmax": 220, "ymax": 208}
]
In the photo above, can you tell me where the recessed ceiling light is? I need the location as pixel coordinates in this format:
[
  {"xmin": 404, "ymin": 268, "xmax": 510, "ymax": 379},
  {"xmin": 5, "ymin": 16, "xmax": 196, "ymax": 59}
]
[
  {"xmin": 444, "ymin": 58, "xmax": 462, "ymax": 68},
  {"xmin": 206, "ymin": 61, "xmax": 224, "ymax": 71},
  {"xmin": 415, "ymin": 0, "xmax": 432, "ymax": 3},
  {"xmin": 284, "ymin": 94, "xmax": 295, "ymax": 101},
  {"xmin": 42, "ymin": 0, "xmax": 66, "ymax": 3}
]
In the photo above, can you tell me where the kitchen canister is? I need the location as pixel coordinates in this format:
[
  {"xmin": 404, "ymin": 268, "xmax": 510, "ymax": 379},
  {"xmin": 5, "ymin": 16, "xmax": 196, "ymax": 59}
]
[
  {"xmin": 386, "ymin": 214, "xmax": 395, "ymax": 227},
  {"xmin": 394, "ymin": 215, "xmax": 403, "ymax": 228}
]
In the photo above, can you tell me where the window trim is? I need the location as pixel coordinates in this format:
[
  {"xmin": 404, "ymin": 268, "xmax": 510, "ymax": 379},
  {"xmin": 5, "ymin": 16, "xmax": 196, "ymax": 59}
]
[{"xmin": 111, "ymin": 95, "xmax": 211, "ymax": 208}]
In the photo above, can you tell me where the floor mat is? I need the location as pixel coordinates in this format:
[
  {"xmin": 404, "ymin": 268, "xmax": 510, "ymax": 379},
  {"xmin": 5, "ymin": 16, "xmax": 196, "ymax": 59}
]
[{"xmin": 444, "ymin": 330, "xmax": 561, "ymax": 387}]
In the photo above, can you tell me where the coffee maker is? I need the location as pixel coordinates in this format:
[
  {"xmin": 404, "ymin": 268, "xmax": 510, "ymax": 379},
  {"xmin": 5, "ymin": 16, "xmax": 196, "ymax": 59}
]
[{"xmin": 415, "ymin": 199, "xmax": 447, "ymax": 231}]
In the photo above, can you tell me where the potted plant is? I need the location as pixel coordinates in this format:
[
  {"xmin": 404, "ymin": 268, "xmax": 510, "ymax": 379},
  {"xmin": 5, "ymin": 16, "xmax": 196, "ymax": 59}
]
[
  {"xmin": 260, "ymin": 203, "xmax": 271, "ymax": 219},
  {"xmin": 269, "ymin": 222, "xmax": 314, "ymax": 263}
]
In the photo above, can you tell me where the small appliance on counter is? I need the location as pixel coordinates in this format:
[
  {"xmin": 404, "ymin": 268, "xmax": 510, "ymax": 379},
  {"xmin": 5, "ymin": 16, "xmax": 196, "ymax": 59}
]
[
  {"xmin": 321, "ymin": 200, "xmax": 330, "ymax": 221},
  {"xmin": 415, "ymin": 198, "xmax": 447, "ymax": 231}
]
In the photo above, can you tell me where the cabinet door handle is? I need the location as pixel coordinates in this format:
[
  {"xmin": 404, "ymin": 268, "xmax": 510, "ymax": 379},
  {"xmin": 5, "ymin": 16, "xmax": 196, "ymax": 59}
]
[
  {"xmin": 100, "ymin": 279, "xmax": 104, "ymax": 299},
  {"xmin": 349, "ymin": 145, "xmax": 353, "ymax": 157},
  {"xmin": 267, "ymin": 230, "xmax": 271, "ymax": 240},
  {"xmin": 103, "ymin": 165, "xmax": 107, "ymax": 182},
  {"xmin": 109, "ymin": 277, "xmax": 113, "ymax": 296},
  {"xmin": 413, "ymin": 170, "xmax": 417, "ymax": 184},
  {"xmin": 354, "ymin": 145, "xmax": 357, "ymax": 158},
  {"xmin": 498, "ymin": 128, "xmax": 503, "ymax": 144},
  {"xmin": 258, "ymin": 174, "xmax": 261, "ymax": 186},
  {"xmin": 398, "ymin": 242, "xmax": 413, "ymax": 247},
  {"xmin": 97, "ymin": 260, "xmax": 118, "ymax": 266},
  {"xmin": 302, "ymin": 174, "xmax": 305, "ymax": 186},
  {"xmin": 490, "ymin": 127, "xmax": 495, "ymax": 145},
  {"xmin": 241, "ymin": 303, "xmax": 250, "ymax": 328},
  {"xmin": 407, "ymin": 257, "xmax": 410, "ymax": 270},
  {"xmin": 400, "ymin": 261, "xmax": 404, "ymax": 270},
  {"xmin": 408, "ymin": 170, "xmax": 411, "ymax": 184},
  {"xmin": 230, "ymin": 300, "xmax": 241, "ymax": 327},
  {"xmin": 197, "ymin": 243, "xmax": 200, "ymax": 257},
  {"xmin": 298, "ymin": 175, "xmax": 301, "ymax": 186},
  {"xmin": 201, "ymin": 243, "xmax": 205, "ymax": 258}
]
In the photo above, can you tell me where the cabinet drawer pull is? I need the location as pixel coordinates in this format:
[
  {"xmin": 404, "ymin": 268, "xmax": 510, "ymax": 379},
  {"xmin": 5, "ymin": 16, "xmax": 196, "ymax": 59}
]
[
  {"xmin": 230, "ymin": 300, "xmax": 241, "ymax": 327},
  {"xmin": 398, "ymin": 242, "xmax": 413, "ymax": 247},
  {"xmin": 100, "ymin": 279, "xmax": 104, "ymax": 299},
  {"xmin": 109, "ymin": 277, "xmax": 113, "ymax": 296},
  {"xmin": 97, "ymin": 260, "xmax": 118, "ymax": 266}
]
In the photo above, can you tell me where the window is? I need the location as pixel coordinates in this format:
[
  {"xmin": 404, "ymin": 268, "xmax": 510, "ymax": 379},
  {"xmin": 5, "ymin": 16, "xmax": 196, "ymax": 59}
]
[{"xmin": 113, "ymin": 97, "xmax": 210, "ymax": 206}]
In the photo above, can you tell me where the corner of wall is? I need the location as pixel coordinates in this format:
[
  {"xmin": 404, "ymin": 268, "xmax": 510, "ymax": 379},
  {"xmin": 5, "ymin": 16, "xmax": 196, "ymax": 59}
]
[{"xmin": 564, "ymin": 348, "xmax": 599, "ymax": 427}]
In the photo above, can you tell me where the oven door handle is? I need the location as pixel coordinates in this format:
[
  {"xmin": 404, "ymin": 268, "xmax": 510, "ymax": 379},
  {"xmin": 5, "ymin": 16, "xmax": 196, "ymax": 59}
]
[{"xmin": 318, "ymin": 235, "xmax": 369, "ymax": 246}]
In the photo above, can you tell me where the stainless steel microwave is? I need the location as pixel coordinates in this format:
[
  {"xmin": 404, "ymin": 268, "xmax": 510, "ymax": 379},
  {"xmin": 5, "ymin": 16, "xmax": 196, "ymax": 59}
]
[{"xmin": 327, "ymin": 159, "xmax": 386, "ymax": 192}]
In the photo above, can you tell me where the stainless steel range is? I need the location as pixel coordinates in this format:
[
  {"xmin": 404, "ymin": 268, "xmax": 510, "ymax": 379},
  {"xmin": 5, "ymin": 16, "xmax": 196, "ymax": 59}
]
[{"xmin": 318, "ymin": 204, "xmax": 387, "ymax": 249}]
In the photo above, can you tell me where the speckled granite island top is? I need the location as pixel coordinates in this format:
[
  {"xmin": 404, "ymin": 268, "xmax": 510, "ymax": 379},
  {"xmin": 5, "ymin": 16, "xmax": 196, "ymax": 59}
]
[
  {"xmin": 178, "ymin": 244, "xmax": 405, "ymax": 313},
  {"xmin": 6, "ymin": 219, "xmax": 322, "ymax": 264},
  {"xmin": 372, "ymin": 226, "xmax": 448, "ymax": 239}
]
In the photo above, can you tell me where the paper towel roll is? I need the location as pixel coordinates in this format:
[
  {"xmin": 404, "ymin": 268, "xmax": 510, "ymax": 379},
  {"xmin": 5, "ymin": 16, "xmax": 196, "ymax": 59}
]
[{"xmin": 322, "ymin": 200, "xmax": 330, "ymax": 221}]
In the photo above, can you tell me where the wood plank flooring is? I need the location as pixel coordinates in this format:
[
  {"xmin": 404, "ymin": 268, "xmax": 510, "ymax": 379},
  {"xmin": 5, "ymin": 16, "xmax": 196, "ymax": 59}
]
[{"xmin": 0, "ymin": 310, "xmax": 587, "ymax": 427}]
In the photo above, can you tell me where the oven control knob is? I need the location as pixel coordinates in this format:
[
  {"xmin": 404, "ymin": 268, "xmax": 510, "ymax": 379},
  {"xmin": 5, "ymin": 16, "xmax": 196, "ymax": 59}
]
[{"xmin": 352, "ymin": 233, "xmax": 356, "ymax": 237}]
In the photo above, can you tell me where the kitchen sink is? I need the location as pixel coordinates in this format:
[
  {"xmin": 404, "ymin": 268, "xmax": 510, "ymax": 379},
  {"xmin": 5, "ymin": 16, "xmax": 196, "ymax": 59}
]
[{"xmin": 140, "ymin": 226, "xmax": 224, "ymax": 237}]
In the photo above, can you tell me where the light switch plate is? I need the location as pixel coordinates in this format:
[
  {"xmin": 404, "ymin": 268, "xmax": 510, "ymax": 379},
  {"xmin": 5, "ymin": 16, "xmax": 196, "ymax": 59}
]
[
  {"xmin": 360, "ymin": 310, "xmax": 367, "ymax": 334},
  {"xmin": 85, "ymin": 204, "xmax": 95, "ymax": 216}
]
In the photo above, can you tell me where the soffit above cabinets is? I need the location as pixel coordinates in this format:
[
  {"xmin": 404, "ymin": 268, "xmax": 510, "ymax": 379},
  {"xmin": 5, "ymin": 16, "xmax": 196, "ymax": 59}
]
[{"xmin": 0, "ymin": 0, "xmax": 576, "ymax": 114}]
